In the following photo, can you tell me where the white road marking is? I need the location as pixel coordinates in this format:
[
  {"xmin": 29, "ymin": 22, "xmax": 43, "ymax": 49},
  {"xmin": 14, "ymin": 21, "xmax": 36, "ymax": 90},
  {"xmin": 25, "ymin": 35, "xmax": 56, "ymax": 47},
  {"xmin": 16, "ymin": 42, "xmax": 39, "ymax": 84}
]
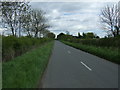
[
  {"xmin": 80, "ymin": 61, "xmax": 92, "ymax": 71},
  {"xmin": 68, "ymin": 51, "xmax": 71, "ymax": 54}
]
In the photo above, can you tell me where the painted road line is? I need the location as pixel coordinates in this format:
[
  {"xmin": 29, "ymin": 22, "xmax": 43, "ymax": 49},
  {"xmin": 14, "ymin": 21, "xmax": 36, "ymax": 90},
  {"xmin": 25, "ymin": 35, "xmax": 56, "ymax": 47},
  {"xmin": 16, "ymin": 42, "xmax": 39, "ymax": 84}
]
[{"xmin": 80, "ymin": 61, "xmax": 92, "ymax": 71}]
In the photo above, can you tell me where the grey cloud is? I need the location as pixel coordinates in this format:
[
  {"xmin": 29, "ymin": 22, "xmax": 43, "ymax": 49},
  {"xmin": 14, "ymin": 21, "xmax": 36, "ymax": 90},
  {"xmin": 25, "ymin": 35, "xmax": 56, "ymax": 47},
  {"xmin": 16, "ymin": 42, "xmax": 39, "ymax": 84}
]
[{"xmin": 30, "ymin": 2, "xmax": 117, "ymax": 37}]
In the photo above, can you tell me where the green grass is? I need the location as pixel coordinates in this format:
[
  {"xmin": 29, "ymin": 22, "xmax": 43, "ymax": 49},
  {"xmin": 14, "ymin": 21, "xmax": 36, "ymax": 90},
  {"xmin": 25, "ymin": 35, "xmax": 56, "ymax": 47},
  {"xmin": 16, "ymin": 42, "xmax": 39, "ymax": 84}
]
[
  {"xmin": 3, "ymin": 41, "xmax": 54, "ymax": 88},
  {"xmin": 62, "ymin": 41, "xmax": 120, "ymax": 64}
]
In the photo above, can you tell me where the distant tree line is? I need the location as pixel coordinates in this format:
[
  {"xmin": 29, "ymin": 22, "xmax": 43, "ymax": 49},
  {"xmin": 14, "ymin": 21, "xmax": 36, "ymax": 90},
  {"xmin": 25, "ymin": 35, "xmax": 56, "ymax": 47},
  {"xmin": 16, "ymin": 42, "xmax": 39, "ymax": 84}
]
[
  {"xmin": 57, "ymin": 32, "xmax": 99, "ymax": 41},
  {"xmin": 57, "ymin": 32, "xmax": 120, "ymax": 48},
  {"xmin": 1, "ymin": 1, "xmax": 55, "ymax": 38},
  {"xmin": 77, "ymin": 32, "xmax": 99, "ymax": 39}
]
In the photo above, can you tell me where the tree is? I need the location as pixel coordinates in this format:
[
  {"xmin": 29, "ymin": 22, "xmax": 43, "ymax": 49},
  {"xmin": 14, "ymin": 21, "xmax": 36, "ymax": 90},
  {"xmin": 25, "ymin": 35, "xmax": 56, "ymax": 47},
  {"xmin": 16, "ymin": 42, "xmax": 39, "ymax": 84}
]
[
  {"xmin": 82, "ymin": 32, "xmax": 97, "ymax": 39},
  {"xmin": 96, "ymin": 36, "xmax": 100, "ymax": 38},
  {"xmin": 17, "ymin": 2, "xmax": 30, "ymax": 37},
  {"xmin": 82, "ymin": 32, "xmax": 86, "ymax": 38},
  {"xmin": 66, "ymin": 31, "xmax": 70, "ymax": 35},
  {"xmin": 31, "ymin": 9, "xmax": 49, "ymax": 38},
  {"xmin": 2, "ymin": 2, "xmax": 18, "ymax": 36},
  {"xmin": 94, "ymin": 34, "xmax": 100, "ymax": 38},
  {"xmin": 86, "ymin": 32, "xmax": 95, "ymax": 38},
  {"xmin": 78, "ymin": 32, "xmax": 82, "ymax": 38},
  {"xmin": 57, "ymin": 33, "xmax": 65, "ymax": 40},
  {"xmin": 42, "ymin": 29, "xmax": 50, "ymax": 37},
  {"xmin": 1, "ymin": 2, "xmax": 30, "ymax": 37},
  {"xmin": 46, "ymin": 32, "xmax": 55, "ymax": 39},
  {"xmin": 21, "ymin": 7, "xmax": 32, "ymax": 37},
  {"xmin": 100, "ymin": 2, "xmax": 120, "ymax": 37},
  {"xmin": 1, "ymin": 1, "xmax": 50, "ymax": 38},
  {"xmin": 38, "ymin": 23, "xmax": 50, "ymax": 38}
]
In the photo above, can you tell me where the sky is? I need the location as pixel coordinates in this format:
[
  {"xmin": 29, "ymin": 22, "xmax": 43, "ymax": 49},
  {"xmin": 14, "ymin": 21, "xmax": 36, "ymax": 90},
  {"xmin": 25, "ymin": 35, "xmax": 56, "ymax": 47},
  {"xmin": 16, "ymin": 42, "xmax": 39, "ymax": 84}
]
[
  {"xmin": 29, "ymin": 1, "xmax": 119, "ymax": 37},
  {"xmin": 0, "ymin": 0, "xmax": 119, "ymax": 37}
]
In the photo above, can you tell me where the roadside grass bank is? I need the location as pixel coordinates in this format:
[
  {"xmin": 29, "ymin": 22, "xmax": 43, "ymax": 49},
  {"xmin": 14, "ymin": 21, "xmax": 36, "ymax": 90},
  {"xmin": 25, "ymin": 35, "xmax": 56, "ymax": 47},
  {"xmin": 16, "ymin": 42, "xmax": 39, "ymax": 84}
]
[
  {"xmin": 61, "ymin": 41, "xmax": 119, "ymax": 64},
  {"xmin": 3, "ymin": 41, "xmax": 54, "ymax": 88}
]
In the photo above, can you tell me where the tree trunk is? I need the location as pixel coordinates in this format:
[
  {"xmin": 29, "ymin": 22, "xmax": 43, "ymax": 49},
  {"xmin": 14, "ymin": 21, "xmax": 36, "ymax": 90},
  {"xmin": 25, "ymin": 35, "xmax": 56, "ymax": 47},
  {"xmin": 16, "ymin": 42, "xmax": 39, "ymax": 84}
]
[{"xmin": 11, "ymin": 27, "xmax": 14, "ymax": 36}]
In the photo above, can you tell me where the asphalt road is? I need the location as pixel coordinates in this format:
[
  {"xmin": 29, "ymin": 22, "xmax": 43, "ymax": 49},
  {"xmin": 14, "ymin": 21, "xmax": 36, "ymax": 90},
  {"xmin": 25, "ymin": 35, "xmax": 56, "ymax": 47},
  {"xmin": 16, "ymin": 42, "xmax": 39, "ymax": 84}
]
[{"xmin": 41, "ymin": 40, "xmax": 118, "ymax": 88}]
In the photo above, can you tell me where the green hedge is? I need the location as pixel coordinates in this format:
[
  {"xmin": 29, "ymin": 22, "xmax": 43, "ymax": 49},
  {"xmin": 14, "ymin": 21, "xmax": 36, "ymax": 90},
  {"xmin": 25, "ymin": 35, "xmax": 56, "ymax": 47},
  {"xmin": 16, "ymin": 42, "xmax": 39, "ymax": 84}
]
[
  {"xmin": 59, "ymin": 35, "xmax": 120, "ymax": 48},
  {"xmin": 78, "ymin": 37, "xmax": 120, "ymax": 48},
  {"xmin": 2, "ymin": 36, "xmax": 52, "ymax": 61}
]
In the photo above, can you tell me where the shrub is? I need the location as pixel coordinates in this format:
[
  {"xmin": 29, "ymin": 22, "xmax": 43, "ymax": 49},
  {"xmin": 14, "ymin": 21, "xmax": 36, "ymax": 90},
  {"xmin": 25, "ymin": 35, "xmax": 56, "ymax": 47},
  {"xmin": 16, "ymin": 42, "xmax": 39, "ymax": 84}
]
[
  {"xmin": 2, "ymin": 36, "xmax": 52, "ymax": 61},
  {"xmin": 62, "ymin": 37, "xmax": 120, "ymax": 48}
]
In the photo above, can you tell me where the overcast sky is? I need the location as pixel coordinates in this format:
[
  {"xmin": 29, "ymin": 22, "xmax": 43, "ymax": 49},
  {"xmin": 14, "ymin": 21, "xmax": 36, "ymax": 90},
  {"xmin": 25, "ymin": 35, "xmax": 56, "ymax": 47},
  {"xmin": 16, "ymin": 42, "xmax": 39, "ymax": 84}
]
[
  {"xmin": 0, "ymin": 0, "xmax": 119, "ymax": 37},
  {"xmin": 30, "ymin": 1, "xmax": 119, "ymax": 37}
]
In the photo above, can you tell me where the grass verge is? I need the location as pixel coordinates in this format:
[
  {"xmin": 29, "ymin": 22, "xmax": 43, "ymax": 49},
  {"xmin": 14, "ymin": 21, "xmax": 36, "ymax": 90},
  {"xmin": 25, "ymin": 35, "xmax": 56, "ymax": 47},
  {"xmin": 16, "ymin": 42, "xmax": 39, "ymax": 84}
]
[
  {"xmin": 61, "ymin": 41, "xmax": 119, "ymax": 64},
  {"xmin": 3, "ymin": 41, "xmax": 54, "ymax": 88}
]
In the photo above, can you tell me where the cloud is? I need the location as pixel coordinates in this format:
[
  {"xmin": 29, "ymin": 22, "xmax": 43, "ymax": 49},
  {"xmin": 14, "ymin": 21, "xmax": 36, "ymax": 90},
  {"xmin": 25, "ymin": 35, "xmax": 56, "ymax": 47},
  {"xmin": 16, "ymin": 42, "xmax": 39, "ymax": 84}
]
[{"xmin": 30, "ymin": 1, "xmax": 118, "ymax": 37}]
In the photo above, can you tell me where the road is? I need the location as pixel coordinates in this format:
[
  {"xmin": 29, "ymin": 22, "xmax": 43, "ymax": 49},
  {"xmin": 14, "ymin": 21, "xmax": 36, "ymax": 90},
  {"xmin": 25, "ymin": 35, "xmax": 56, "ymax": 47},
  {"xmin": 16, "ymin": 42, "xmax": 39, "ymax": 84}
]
[{"xmin": 41, "ymin": 40, "xmax": 118, "ymax": 88}]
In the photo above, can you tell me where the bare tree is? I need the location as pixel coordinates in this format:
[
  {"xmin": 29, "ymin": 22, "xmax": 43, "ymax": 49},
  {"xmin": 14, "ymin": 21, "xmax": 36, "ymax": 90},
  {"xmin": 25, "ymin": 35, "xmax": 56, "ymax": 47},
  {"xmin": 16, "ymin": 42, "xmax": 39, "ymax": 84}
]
[
  {"xmin": 100, "ymin": 2, "xmax": 120, "ymax": 37},
  {"xmin": 1, "ymin": 1, "xmax": 30, "ymax": 37},
  {"xmin": 20, "ymin": 4, "xmax": 33, "ymax": 37},
  {"xmin": 42, "ymin": 29, "xmax": 50, "ymax": 37},
  {"xmin": 118, "ymin": 1, "xmax": 120, "ymax": 34},
  {"xmin": 17, "ymin": 2, "xmax": 30, "ymax": 37},
  {"xmin": 1, "ymin": 1, "xmax": 50, "ymax": 37},
  {"xmin": 31, "ymin": 9, "xmax": 49, "ymax": 38},
  {"xmin": 2, "ymin": 2, "xmax": 18, "ymax": 36},
  {"xmin": 38, "ymin": 23, "xmax": 50, "ymax": 37}
]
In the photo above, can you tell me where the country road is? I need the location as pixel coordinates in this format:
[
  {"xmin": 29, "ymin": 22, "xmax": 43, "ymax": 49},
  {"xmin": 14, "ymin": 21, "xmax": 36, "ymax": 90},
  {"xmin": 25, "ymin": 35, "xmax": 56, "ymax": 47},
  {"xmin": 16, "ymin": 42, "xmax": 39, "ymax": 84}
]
[{"xmin": 41, "ymin": 40, "xmax": 118, "ymax": 88}]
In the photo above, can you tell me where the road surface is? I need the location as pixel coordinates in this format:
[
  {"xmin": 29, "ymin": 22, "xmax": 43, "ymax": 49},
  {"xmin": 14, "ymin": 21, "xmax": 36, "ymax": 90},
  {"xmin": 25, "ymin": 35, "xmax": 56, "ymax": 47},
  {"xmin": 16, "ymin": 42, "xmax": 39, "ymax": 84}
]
[{"xmin": 41, "ymin": 40, "xmax": 118, "ymax": 88}]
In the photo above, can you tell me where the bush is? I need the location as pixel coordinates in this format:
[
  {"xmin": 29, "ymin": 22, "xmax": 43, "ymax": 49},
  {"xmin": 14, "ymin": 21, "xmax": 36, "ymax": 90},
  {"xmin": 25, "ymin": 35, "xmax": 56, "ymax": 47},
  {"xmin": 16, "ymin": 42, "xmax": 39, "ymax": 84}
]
[
  {"xmin": 62, "ymin": 37, "xmax": 120, "ymax": 48},
  {"xmin": 2, "ymin": 36, "xmax": 52, "ymax": 61},
  {"xmin": 80, "ymin": 37, "xmax": 120, "ymax": 48}
]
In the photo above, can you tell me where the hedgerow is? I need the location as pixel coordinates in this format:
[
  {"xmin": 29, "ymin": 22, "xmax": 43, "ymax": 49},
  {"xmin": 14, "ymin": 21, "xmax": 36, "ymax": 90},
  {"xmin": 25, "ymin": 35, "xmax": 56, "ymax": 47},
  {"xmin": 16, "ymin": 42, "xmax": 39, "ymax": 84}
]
[{"xmin": 2, "ymin": 36, "xmax": 52, "ymax": 61}]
